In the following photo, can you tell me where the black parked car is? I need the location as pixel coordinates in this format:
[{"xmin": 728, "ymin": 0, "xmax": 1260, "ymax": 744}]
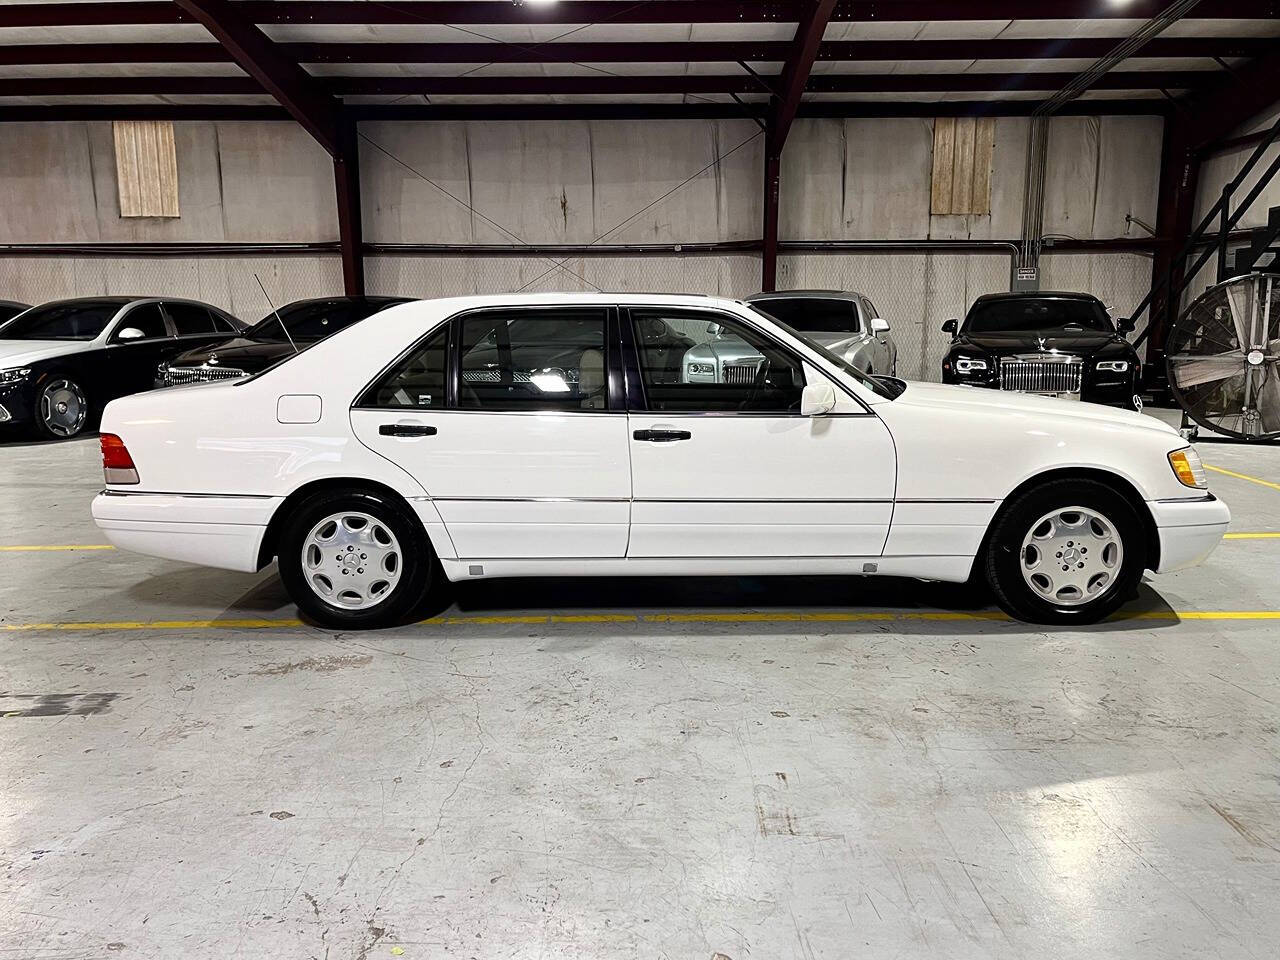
[
  {"xmin": 941, "ymin": 291, "xmax": 1142, "ymax": 409},
  {"xmin": 0, "ymin": 300, "xmax": 30, "ymax": 325},
  {"xmin": 156, "ymin": 296, "xmax": 412, "ymax": 386},
  {"xmin": 0, "ymin": 297, "xmax": 243, "ymax": 440}
]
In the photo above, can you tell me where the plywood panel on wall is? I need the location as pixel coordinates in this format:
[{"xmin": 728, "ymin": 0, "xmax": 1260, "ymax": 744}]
[
  {"xmin": 931, "ymin": 117, "xmax": 995, "ymax": 216},
  {"xmin": 113, "ymin": 120, "xmax": 179, "ymax": 218}
]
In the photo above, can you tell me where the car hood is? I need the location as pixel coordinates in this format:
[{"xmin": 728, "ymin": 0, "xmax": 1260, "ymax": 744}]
[
  {"xmin": 889, "ymin": 380, "xmax": 1177, "ymax": 436},
  {"xmin": 0, "ymin": 338, "xmax": 95, "ymax": 367},
  {"xmin": 955, "ymin": 330, "xmax": 1128, "ymax": 354},
  {"xmin": 803, "ymin": 332, "xmax": 863, "ymax": 351},
  {"xmin": 168, "ymin": 336, "xmax": 295, "ymax": 371}
]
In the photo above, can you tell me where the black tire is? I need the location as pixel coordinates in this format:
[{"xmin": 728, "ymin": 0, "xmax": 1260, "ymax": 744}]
[
  {"xmin": 983, "ymin": 479, "xmax": 1147, "ymax": 625},
  {"xmin": 277, "ymin": 488, "xmax": 435, "ymax": 629},
  {"xmin": 31, "ymin": 372, "xmax": 91, "ymax": 441}
]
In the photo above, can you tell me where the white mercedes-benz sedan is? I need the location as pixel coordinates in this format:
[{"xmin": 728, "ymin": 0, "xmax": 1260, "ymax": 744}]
[{"xmin": 91, "ymin": 293, "xmax": 1229, "ymax": 629}]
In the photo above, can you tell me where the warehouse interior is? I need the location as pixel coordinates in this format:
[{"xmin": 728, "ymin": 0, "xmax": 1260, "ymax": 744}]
[{"xmin": 2, "ymin": 1, "xmax": 1280, "ymax": 957}]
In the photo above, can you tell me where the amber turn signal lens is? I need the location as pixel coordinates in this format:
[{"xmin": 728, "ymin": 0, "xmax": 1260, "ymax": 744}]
[{"xmin": 1168, "ymin": 448, "xmax": 1206, "ymax": 489}]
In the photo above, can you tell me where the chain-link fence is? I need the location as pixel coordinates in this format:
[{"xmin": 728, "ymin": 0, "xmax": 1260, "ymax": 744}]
[
  {"xmin": 1, "ymin": 247, "xmax": 1161, "ymax": 384},
  {"xmin": 365, "ymin": 253, "xmax": 760, "ymax": 300},
  {"xmin": 0, "ymin": 255, "xmax": 345, "ymax": 322}
]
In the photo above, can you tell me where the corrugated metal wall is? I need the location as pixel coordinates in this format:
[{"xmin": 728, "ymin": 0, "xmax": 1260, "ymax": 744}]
[{"xmin": 0, "ymin": 116, "xmax": 1163, "ymax": 379}]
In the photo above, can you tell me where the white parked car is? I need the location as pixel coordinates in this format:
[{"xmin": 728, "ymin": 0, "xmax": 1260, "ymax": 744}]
[{"xmin": 92, "ymin": 294, "xmax": 1229, "ymax": 629}]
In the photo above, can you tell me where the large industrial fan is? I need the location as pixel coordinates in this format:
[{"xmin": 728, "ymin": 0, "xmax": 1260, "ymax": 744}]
[{"xmin": 1167, "ymin": 272, "xmax": 1280, "ymax": 441}]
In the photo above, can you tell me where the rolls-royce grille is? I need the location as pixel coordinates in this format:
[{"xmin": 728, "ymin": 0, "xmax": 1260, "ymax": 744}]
[
  {"xmin": 463, "ymin": 368, "xmax": 579, "ymax": 384},
  {"xmin": 722, "ymin": 360, "xmax": 762, "ymax": 385},
  {"xmin": 163, "ymin": 365, "xmax": 247, "ymax": 386},
  {"xmin": 999, "ymin": 358, "xmax": 1082, "ymax": 394}
]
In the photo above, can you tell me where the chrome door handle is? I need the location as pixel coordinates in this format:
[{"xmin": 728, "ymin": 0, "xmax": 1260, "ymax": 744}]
[
  {"xmin": 633, "ymin": 429, "xmax": 691, "ymax": 442},
  {"xmin": 379, "ymin": 423, "xmax": 437, "ymax": 437}
]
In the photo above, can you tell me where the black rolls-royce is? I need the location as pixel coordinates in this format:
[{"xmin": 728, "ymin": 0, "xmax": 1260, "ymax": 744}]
[
  {"xmin": 0, "ymin": 297, "xmax": 243, "ymax": 440},
  {"xmin": 156, "ymin": 296, "xmax": 412, "ymax": 386},
  {"xmin": 941, "ymin": 291, "xmax": 1142, "ymax": 409}
]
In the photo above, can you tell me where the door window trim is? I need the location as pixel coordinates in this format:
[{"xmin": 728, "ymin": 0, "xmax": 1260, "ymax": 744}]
[
  {"xmin": 621, "ymin": 304, "xmax": 873, "ymax": 417},
  {"xmin": 108, "ymin": 301, "xmax": 172, "ymax": 344},
  {"xmin": 351, "ymin": 304, "xmax": 627, "ymax": 415}
]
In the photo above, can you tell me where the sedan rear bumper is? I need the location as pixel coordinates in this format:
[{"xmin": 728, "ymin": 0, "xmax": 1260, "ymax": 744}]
[
  {"xmin": 91, "ymin": 491, "xmax": 281, "ymax": 573},
  {"xmin": 1148, "ymin": 494, "xmax": 1231, "ymax": 573}
]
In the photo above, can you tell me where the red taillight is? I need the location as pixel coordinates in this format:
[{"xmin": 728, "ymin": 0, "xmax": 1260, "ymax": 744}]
[{"xmin": 100, "ymin": 433, "xmax": 139, "ymax": 484}]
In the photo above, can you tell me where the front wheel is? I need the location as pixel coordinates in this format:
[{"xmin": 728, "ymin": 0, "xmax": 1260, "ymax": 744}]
[
  {"xmin": 34, "ymin": 375, "xmax": 90, "ymax": 440},
  {"xmin": 277, "ymin": 489, "xmax": 434, "ymax": 629},
  {"xmin": 983, "ymin": 479, "xmax": 1146, "ymax": 625}
]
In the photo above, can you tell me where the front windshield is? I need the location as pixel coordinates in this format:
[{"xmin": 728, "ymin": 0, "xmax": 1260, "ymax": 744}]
[
  {"xmin": 246, "ymin": 299, "xmax": 397, "ymax": 344},
  {"xmin": 0, "ymin": 300, "xmax": 121, "ymax": 340},
  {"xmin": 752, "ymin": 297, "xmax": 860, "ymax": 334},
  {"xmin": 746, "ymin": 306, "xmax": 896, "ymax": 400},
  {"xmin": 965, "ymin": 298, "xmax": 1113, "ymax": 334}
]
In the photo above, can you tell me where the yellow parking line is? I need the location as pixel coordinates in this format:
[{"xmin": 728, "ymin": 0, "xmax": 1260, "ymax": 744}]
[
  {"xmin": 1206, "ymin": 464, "xmax": 1280, "ymax": 492},
  {"xmin": 5, "ymin": 610, "xmax": 1280, "ymax": 632},
  {"xmin": 0, "ymin": 545, "xmax": 115, "ymax": 552},
  {"xmin": 1224, "ymin": 532, "xmax": 1280, "ymax": 539}
]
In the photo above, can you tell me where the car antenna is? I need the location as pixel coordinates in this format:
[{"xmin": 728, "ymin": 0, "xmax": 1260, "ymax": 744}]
[{"xmin": 253, "ymin": 273, "xmax": 299, "ymax": 354}]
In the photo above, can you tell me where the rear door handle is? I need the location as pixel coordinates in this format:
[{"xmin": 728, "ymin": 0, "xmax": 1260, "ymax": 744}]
[
  {"xmin": 633, "ymin": 429, "xmax": 691, "ymax": 443},
  {"xmin": 379, "ymin": 423, "xmax": 437, "ymax": 437}
]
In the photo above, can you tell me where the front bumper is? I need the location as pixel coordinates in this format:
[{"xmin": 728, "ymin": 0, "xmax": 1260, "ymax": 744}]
[
  {"xmin": 1148, "ymin": 494, "xmax": 1230, "ymax": 573},
  {"xmin": 91, "ymin": 491, "xmax": 281, "ymax": 572},
  {"xmin": 0, "ymin": 381, "xmax": 34, "ymax": 426}
]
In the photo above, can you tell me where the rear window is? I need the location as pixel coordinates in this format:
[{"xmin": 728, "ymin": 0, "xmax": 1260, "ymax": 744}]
[{"xmin": 751, "ymin": 297, "xmax": 861, "ymax": 334}]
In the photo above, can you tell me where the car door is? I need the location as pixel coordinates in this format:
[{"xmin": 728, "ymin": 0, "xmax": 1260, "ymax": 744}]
[
  {"xmin": 350, "ymin": 305, "xmax": 632, "ymax": 559},
  {"xmin": 106, "ymin": 302, "xmax": 174, "ymax": 399},
  {"xmin": 623, "ymin": 305, "xmax": 897, "ymax": 559}
]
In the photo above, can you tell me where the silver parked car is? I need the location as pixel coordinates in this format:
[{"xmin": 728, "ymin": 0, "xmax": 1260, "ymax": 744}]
[{"xmin": 745, "ymin": 290, "xmax": 897, "ymax": 376}]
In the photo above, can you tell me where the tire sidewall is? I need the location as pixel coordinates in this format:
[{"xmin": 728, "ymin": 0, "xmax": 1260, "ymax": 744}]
[
  {"xmin": 987, "ymin": 480, "xmax": 1146, "ymax": 625},
  {"xmin": 278, "ymin": 489, "xmax": 432, "ymax": 629}
]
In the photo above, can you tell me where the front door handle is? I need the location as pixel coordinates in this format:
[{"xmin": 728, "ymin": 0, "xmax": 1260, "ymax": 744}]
[
  {"xmin": 633, "ymin": 428, "xmax": 692, "ymax": 443},
  {"xmin": 379, "ymin": 423, "xmax": 437, "ymax": 437}
]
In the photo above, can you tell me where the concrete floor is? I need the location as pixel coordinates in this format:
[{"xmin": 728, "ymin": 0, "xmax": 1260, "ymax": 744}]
[{"xmin": 1, "ymin": 410, "xmax": 1278, "ymax": 959}]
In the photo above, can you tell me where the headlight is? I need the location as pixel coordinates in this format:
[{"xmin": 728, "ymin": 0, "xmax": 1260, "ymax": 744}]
[
  {"xmin": 954, "ymin": 357, "xmax": 988, "ymax": 374},
  {"xmin": 0, "ymin": 367, "xmax": 31, "ymax": 384},
  {"xmin": 688, "ymin": 362, "xmax": 714, "ymax": 375},
  {"xmin": 1168, "ymin": 447, "xmax": 1207, "ymax": 489},
  {"xmin": 1096, "ymin": 360, "xmax": 1130, "ymax": 373}
]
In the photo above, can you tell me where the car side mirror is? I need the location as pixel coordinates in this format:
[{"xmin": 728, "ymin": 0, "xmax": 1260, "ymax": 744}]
[
  {"xmin": 800, "ymin": 381, "xmax": 837, "ymax": 417},
  {"xmin": 1117, "ymin": 317, "xmax": 1136, "ymax": 334},
  {"xmin": 115, "ymin": 327, "xmax": 146, "ymax": 341},
  {"xmin": 870, "ymin": 317, "xmax": 891, "ymax": 335},
  {"xmin": 941, "ymin": 318, "xmax": 958, "ymax": 335}
]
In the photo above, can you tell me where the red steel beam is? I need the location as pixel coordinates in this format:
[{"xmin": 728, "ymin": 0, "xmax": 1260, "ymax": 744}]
[
  {"xmin": 763, "ymin": 0, "xmax": 838, "ymax": 292},
  {"xmin": 1, "ymin": 1, "xmax": 1275, "ymax": 27},
  {"xmin": 170, "ymin": 0, "xmax": 363, "ymax": 294},
  {"xmin": 0, "ymin": 37, "xmax": 1271, "ymax": 66},
  {"xmin": 0, "ymin": 100, "xmax": 1171, "ymax": 123},
  {"xmin": 171, "ymin": 0, "xmax": 340, "ymax": 154},
  {"xmin": 0, "ymin": 71, "xmax": 1216, "ymax": 97}
]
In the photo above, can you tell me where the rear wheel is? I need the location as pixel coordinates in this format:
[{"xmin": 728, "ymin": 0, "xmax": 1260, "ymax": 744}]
[
  {"xmin": 984, "ymin": 479, "xmax": 1146, "ymax": 625},
  {"xmin": 277, "ymin": 489, "xmax": 434, "ymax": 629},
  {"xmin": 34, "ymin": 375, "xmax": 90, "ymax": 440}
]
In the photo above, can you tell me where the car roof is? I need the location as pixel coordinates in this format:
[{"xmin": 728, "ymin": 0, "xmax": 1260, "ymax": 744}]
[
  {"xmin": 972, "ymin": 290, "xmax": 1101, "ymax": 303},
  {"xmin": 745, "ymin": 289, "xmax": 863, "ymax": 301}
]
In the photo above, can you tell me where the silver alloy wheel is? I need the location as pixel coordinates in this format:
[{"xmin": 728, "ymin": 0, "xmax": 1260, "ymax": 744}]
[
  {"xmin": 39, "ymin": 379, "xmax": 87, "ymax": 437},
  {"xmin": 1019, "ymin": 505, "xmax": 1124, "ymax": 607},
  {"xmin": 301, "ymin": 511, "xmax": 403, "ymax": 610}
]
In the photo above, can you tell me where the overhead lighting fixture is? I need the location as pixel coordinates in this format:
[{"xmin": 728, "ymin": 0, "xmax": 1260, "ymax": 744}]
[{"xmin": 519, "ymin": 0, "xmax": 560, "ymax": 6}]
